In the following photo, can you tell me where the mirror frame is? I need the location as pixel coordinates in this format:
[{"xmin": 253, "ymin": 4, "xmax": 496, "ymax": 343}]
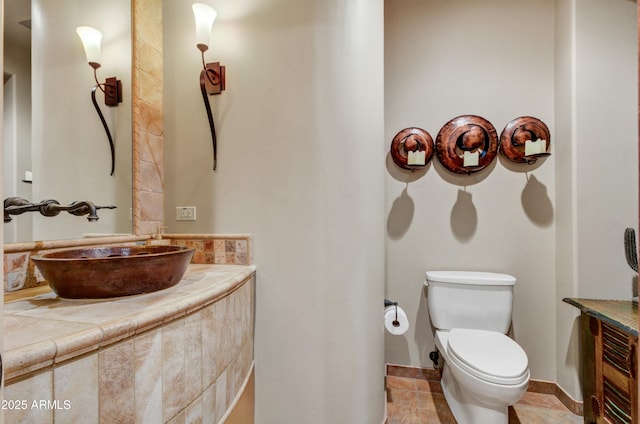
[
  {"xmin": 1, "ymin": 0, "xmax": 163, "ymax": 245},
  {"xmin": 131, "ymin": 0, "xmax": 164, "ymax": 236},
  {"xmin": 0, "ymin": 0, "xmax": 165, "ymax": 295}
]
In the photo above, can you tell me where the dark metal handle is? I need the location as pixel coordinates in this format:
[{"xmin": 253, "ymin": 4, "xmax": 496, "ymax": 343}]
[
  {"xmin": 4, "ymin": 197, "xmax": 116, "ymax": 222},
  {"xmin": 91, "ymin": 85, "xmax": 116, "ymax": 176},
  {"xmin": 200, "ymin": 70, "xmax": 218, "ymax": 171}
]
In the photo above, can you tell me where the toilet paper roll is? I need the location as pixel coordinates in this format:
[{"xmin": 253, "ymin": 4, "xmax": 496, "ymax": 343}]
[{"xmin": 384, "ymin": 305, "xmax": 409, "ymax": 335}]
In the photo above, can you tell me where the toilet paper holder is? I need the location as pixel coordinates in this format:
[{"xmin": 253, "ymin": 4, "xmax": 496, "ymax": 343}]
[{"xmin": 384, "ymin": 299, "xmax": 401, "ymax": 328}]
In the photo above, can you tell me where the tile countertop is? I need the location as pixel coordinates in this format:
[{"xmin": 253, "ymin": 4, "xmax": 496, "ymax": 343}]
[
  {"xmin": 3, "ymin": 264, "xmax": 256, "ymax": 382},
  {"xmin": 563, "ymin": 297, "xmax": 638, "ymax": 337}
]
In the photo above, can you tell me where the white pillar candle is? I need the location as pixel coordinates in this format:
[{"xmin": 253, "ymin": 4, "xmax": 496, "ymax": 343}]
[
  {"xmin": 407, "ymin": 151, "xmax": 415, "ymax": 165},
  {"xmin": 414, "ymin": 150, "xmax": 426, "ymax": 165},
  {"xmin": 525, "ymin": 139, "xmax": 546, "ymax": 156},
  {"xmin": 463, "ymin": 151, "xmax": 479, "ymax": 167},
  {"xmin": 407, "ymin": 150, "xmax": 426, "ymax": 166}
]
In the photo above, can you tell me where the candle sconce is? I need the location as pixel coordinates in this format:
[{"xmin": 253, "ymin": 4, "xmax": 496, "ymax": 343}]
[
  {"xmin": 193, "ymin": 3, "xmax": 226, "ymax": 171},
  {"xmin": 76, "ymin": 26, "xmax": 122, "ymax": 176},
  {"xmin": 390, "ymin": 127, "xmax": 434, "ymax": 171},
  {"xmin": 435, "ymin": 115, "xmax": 499, "ymax": 175},
  {"xmin": 499, "ymin": 116, "xmax": 551, "ymax": 165}
]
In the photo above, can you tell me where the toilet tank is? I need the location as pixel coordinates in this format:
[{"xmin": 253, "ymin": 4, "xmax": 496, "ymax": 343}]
[{"xmin": 425, "ymin": 271, "xmax": 516, "ymax": 333}]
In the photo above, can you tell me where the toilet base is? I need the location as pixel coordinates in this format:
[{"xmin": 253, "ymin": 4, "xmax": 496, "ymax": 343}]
[{"xmin": 441, "ymin": 364, "xmax": 509, "ymax": 424}]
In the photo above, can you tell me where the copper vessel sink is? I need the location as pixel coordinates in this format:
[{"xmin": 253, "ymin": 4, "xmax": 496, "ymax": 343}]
[{"xmin": 31, "ymin": 245, "xmax": 195, "ymax": 299}]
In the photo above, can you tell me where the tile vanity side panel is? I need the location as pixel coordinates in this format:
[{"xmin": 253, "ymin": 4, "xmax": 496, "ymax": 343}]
[
  {"xmin": 185, "ymin": 311, "xmax": 204, "ymax": 402},
  {"xmin": 202, "ymin": 298, "xmax": 221, "ymax": 389},
  {"xmin": 3, "ymin": 370, "xmax": 53, "ymax": 424},
  {"xmin": 54, "ymin": 354, "xmax": 99, "ymax": 423},
  {"xmin": 218, "ymin": 294, "xmax": 236, "ymax": 376},
  {"xmin": 166, "ymin": 410, "xmax": 186, "ymax": 424},
  {"xmin": 226, "ymin": 362, "xmax": 237, "ymax": 414},
  {"xmin": 162, "ymin": 318, "xmax": 187, "ymax": 421},
  {"xmin": 184, "ymin": 397, "xmax": 204, "ymax": 424},
  {"xmin": 243, "ymin": 278, "xmax": 256, "ymax": 376},
  {"xmin": 99, "ymin": 339, "xmax": 135, "ymax": 423},
  {"xmin": 215, "ymin": 369, "xmax": 228, "ymax": 421},
  {"xmin": 135, "ymin": 327, "xmax": 163, "ymax": 423},
  {"xmin": 4, "ymin": 271, "xmax": 256, "ymax": 424},
  {"xmin": 202, "ymin": 381, "xmax": 217, "ymax": 424}
]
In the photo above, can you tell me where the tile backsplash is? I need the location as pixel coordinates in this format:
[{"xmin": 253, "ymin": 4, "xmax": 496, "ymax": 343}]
[
  {"xmin": 4, "ymin": 252, "xmax": 30, "ymax": 291},
  {"xmin": 170, "ymin": 237, "xmax": 250, "ymax": 266},
  {"xmin": 3, "ymin": 234, "xmax": 253, "ymax": 293}
]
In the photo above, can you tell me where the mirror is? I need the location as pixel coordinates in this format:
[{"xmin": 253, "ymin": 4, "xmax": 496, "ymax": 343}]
[{"xmin": 3, "ymin": 0, "xmax": 132, "ymax": 243}]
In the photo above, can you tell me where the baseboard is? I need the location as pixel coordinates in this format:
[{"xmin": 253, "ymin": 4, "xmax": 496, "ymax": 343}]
[
  {"xmin": 386, "ymin": 363, "xmax": 583, "ymax": 416},
  {"xmin": 387, "ymin": 363, "xmax": 441, "ymax": 381}
]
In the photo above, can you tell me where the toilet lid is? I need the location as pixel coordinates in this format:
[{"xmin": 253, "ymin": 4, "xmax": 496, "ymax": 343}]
[{"xmin": 447, "ymin": 328, "xmax": 529, "ymax": 385}]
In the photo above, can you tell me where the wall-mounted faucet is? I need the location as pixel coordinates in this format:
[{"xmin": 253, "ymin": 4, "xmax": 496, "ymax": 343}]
[{"xmin": 3, "ymin": 197, "xmax": 116, "ymax": 223}]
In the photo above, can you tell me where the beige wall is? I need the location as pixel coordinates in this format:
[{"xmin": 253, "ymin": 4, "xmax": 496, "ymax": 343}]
[
  {"xmin": 163, "ymin": 1, "xmax": 385, "ymax": 423},
  {"xmin": 554, "ymin": 0, "xmax": 638, "ymax": 398},
  {"xmin": 385, "ymin": 0, "xmax": 637, "ymax": 403},
  {"xmin": 554, "ymin": 0, "xmax": 581, "ymax": 399},
  {"xmin": 573, "ymin": 0, "xmax": 638, "ymax": 299},
  {"xmin": 385, "ymin": 0, "xmax": 557, "ymax": 380}
]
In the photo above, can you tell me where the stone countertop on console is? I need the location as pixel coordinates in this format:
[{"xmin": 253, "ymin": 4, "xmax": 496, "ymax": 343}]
[
  {"xmin": 563, "ymin": 297, "xmax": 638, "ymax": 337},
  {"xmin": 3, "ymin": 264, "xmax": 256, "ymax": 382}
]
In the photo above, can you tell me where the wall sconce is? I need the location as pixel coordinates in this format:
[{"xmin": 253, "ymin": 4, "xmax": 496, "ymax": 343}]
[
  {"xmin": 76, "ymin": 26, "xmax": 122, "ymax": 176},
  {"xmin": 192, "ymin": 3, "xmax": 226, "ymax": 171}
]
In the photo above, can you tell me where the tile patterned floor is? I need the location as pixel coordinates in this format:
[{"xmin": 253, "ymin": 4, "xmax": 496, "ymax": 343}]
[{"xmin": 386, "ymin": 375, "xmax": 584, "ymax": 424}]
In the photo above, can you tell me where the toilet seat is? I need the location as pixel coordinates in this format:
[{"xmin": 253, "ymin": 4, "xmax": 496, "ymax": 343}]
[{"xmin": 447, "ymin": 328, "xmax": 529, "ymax": 386}]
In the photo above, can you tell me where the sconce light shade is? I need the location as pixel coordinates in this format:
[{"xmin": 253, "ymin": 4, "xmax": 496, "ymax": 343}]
[
  {"xmin": 76, "ymin": 26, "xmax": 103, "ymax": 69},
  {"xmin": 192, "ymin": 3, "xmax": 217, "ymax": 52}
]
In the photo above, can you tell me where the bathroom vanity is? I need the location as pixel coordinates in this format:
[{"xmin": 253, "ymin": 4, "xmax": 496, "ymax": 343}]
[
  {"xmin": 564, "ymin": 298, "xmax": 638, "ymax": 424},
  {"xmin": 3, "ymin": 263, "xmax": 256, "ymax": 423}
]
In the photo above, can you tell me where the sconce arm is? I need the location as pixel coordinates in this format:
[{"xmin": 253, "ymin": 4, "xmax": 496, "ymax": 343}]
[
  {"xmin": 200, "ymin": 71, "xmax": 218, "ymax": 171},
  {"xmin": 93, "ymin": 68, "xmax": 106, "ymax": 94},
  {"xmin": 91, "ymin": 85, "xmax": 116, "ymax": 176}
]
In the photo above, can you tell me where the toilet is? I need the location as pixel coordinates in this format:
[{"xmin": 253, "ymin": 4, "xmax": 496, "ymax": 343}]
[{"xmin": 424, "ymin": 271, "xmax": 530, "ymax": 424}]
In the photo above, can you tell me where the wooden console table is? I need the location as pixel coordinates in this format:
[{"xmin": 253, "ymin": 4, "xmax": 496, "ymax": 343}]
[{"xmin": 564, "ymin": 298, "xmax": 638, "ymax": 424}]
